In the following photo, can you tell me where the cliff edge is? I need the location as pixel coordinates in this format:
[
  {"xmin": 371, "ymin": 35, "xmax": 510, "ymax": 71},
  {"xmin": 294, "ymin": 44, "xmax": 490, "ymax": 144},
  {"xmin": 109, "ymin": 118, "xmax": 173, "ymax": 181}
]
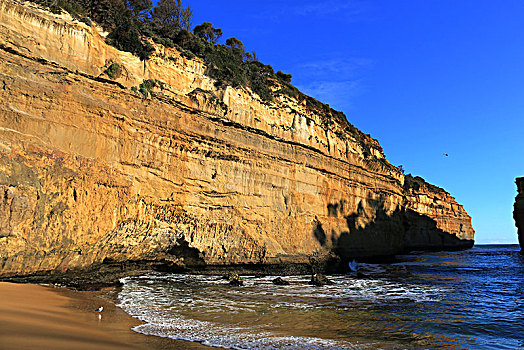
[
  {"xmin": 0, "ymin": 0, "xmax": 474, "ymax": 278},
  {"xmin": 514, "ymin": 177, "xmax": 524, "ymax": 251}
]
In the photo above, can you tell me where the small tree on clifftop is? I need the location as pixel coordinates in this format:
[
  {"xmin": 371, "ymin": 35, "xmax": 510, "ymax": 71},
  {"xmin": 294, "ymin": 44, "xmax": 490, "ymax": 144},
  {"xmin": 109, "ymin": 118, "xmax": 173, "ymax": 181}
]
[
  {"xmin": 126, "ymin": 0, "xmax": 152, "ymax": 20},
  {"xmin": 152, "ymin": 0, "xmax": 193, "ymax": 38},
  {"xmin": 226, "ymin": 37, "xmax": 245, "ymax": 60},
  {"xmin": 277, "ymin": 70, "xmax": 292, "ymax": 83},
  {"xmin": 225, "ymin": 37, "xmax": 244, "ymax": 50},
  {"xmin": 193, "ymin": 22, "xmax": 223, "ymax": 44}
]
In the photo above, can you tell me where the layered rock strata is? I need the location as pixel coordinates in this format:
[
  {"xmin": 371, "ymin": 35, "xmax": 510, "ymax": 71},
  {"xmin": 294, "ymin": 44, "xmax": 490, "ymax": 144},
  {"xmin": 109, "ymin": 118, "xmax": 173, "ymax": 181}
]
[
  {"xmin": 0, "ymin": 0, "xmax": 474, "ymax": 277},
  {"xmin": 513, "ymin": 177, "xmax": 524, "ymax": 251}
]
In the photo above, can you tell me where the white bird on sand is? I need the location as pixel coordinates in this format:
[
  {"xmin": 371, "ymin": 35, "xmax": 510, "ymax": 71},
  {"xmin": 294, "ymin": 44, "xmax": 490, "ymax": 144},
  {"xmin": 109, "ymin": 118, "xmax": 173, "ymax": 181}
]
[
  {"xmin": 96, "ymin": 306, "xmax": 104, "ymax": 313},
  {"xmin": 348, "ymin": 259, "xmax": 358, "ymax": 272}
]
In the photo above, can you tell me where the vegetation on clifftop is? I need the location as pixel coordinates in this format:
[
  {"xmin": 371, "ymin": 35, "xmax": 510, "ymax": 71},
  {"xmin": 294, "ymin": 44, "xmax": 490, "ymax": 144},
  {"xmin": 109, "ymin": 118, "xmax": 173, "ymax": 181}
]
[
  {"xmin": 27, "ymin": 0, "xmax": 282, "ymax": 101},
  {"xmin": 27, "ymin": 0, "xmax": 381, "ymax": 153}
]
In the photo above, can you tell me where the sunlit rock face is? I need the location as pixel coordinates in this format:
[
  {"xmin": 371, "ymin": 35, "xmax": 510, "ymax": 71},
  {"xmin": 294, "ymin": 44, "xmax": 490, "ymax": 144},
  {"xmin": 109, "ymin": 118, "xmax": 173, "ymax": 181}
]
[
  {"xmin": 514, "ymin": 177, "xmax": 524, "ymax": 252},
  {"xmin": 0, "ymin": 0, "xmax": 474, "ymax": 276}
]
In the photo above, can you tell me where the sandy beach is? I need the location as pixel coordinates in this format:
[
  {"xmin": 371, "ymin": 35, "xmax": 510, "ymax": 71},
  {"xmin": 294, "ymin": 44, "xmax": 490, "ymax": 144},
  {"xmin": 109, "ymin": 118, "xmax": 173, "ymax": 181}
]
[{"xmin": 0, "ymin": 282, "xmax": 211, "ymax": 349}]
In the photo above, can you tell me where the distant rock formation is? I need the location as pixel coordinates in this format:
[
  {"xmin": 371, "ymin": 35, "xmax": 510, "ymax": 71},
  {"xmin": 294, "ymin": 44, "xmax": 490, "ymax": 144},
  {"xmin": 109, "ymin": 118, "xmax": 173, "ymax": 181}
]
[
  {"xmin": 514, "ymin": 177, "xmax": 524, "ymax": 252},
  {"xmin": 0, "ymin": 0, "xmax": 474, "ymax": 278}
]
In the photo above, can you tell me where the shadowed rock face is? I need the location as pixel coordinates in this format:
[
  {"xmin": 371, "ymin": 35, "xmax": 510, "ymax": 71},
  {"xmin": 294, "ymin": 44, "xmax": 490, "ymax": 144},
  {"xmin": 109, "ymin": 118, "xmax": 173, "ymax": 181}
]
[
  {"xmin": 0, "ymin": 0, "xmax": 474, "ymax": 277},
  {"xmin": 514, "ymin": 177, "xmax": 524, "ymax": 252}
]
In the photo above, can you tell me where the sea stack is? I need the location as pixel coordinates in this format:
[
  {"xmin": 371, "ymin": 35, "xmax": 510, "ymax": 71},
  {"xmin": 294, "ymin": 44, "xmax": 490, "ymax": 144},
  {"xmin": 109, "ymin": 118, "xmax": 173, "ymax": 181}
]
[
  {"xmin": 513, "ymin": 177, "xmax": 524, "ymax": 251},
  {"xmin": 0, "ymin": 0, "xmax": 474, "ymax": 278}
]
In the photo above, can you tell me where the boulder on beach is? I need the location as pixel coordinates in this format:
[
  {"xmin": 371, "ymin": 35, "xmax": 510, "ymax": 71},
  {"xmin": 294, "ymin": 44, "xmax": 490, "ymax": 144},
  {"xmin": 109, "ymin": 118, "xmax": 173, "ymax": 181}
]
[
  {"xmin": 272, "ymin": 277, "xmax": 290, "ymax": 285},
  {"xmin": 225, "ymin": 273, "xmax": 244, "ymax": 286},
  {"xmin": 356, "ymin": 272, "xmax": 368, "ymax": 279},
  {"xmin": 309, "ymin": 273, "xmax": 333, "ymax": 286}
]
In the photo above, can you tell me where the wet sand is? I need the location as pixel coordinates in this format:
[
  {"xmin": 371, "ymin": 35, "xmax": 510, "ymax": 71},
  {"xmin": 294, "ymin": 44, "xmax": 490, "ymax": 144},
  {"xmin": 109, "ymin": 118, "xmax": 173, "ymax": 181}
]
[{"xmin": 0, "ymin": 282, "xmax": 212, "ymax": 349}]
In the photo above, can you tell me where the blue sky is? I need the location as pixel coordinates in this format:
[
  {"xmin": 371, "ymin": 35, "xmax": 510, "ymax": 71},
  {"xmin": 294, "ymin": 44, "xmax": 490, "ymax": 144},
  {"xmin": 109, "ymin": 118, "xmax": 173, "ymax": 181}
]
[{"xmin": 183, "ymin": 0, "xmax": 523, "ymax": 244}]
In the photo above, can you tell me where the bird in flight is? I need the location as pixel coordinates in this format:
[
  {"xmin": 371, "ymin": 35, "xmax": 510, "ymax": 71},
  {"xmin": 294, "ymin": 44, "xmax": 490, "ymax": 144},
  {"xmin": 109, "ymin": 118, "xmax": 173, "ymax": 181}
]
[{"xmin": 443, "ymin": 153, "xmax": 449, "ymax": 157}]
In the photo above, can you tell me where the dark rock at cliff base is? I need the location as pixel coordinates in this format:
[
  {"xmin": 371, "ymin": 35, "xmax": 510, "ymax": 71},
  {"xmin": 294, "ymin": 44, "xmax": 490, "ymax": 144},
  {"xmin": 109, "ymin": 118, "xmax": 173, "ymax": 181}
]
[
  {"xmin": 309, "ymin": 273, "xmax": 333, "ymax": 286},
  {"xmin": 356, "ymin": 272, "xmax": 368, "ymax": 279},
  {"xmin": 226, "ymin": 273, "xmax": 244, "ymax": 286},
  {"xmin": 272, "ymin": 277, "xmax": 290, "ymax": 285}
]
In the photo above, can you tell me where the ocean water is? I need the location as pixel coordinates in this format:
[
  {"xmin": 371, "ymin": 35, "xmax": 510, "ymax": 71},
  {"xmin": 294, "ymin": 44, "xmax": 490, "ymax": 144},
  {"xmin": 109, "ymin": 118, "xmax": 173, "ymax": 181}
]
[{"xmin": 117, "ymin": 245, "xmax": 524, "ymax": 349}]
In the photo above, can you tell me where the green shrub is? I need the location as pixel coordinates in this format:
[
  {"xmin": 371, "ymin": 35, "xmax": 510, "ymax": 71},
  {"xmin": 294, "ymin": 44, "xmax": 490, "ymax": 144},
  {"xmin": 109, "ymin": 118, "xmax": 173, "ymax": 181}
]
[
  {"xmin": 275, "ymin": 83, "xmax": 299, "ymax": 99},
  {"xmin": 181, "ymin": 50, "xmax": 195, "ymax": 60},
  {"xmin": 104, "ymin": 63, "xmax": 122, "ymax": 79},
  {"xmin": 141, "ymin": 79, "xmax": 159, "ymax": 90},
  {"xmin": 139, "ymin": 86, "xmax": 148, "ymax": 97},
  {"xmin": 276, "ymin": 70, "xmax": 292, "ymax": 83},
  {"xmin": 133, "ymin": 79, "xmax": 166, "ymax": 97},
  {"xmin": 153, "ymin": 36, "xmax": 175, "ymax": 48},
  {"xmin": 50, "ymin": 0, "xmax": 84, "ymax": 16},
  {"xmin": 130, "ymin": 79, "xmax": 166, "ymax": 98}
]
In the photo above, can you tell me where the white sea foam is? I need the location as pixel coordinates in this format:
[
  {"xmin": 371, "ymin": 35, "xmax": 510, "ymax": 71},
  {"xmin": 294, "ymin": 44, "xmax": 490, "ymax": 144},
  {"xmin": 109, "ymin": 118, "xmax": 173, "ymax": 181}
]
[
  {"xmin": 117, "ymin": 272, "xmax": 448, "ymax": 349},
  {"xmin": 120, "ymin": 247, "xmax": 524, "ymax": 350}
]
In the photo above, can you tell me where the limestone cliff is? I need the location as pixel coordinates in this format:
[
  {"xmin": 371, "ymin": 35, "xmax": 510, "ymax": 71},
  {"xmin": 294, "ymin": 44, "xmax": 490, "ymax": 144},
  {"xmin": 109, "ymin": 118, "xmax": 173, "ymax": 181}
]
[
  {"xmin": 513, "ymin": 177, "xmax": 524, "ymax": 251},
  {"xmin": 0, "ymin": 0, "xmax": 474, "ymax": 277}
]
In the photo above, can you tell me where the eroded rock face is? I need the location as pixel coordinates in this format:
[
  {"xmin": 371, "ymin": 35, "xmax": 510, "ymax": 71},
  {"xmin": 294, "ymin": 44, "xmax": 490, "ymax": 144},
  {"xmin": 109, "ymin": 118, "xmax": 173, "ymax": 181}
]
[
  {"xmin": 513, "ymin": 177, "xmax": 524, "ymax": 252},
  {"xmin": 0, "ymin": 0, "xmax": 474, "ymax": 277}
]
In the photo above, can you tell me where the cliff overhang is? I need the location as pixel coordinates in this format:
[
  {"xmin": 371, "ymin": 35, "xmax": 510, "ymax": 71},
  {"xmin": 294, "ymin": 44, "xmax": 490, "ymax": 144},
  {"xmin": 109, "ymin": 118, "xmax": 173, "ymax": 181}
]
[{"xmin": 0, "ymin": 0, "xmax": 474, "ymax": 282}]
